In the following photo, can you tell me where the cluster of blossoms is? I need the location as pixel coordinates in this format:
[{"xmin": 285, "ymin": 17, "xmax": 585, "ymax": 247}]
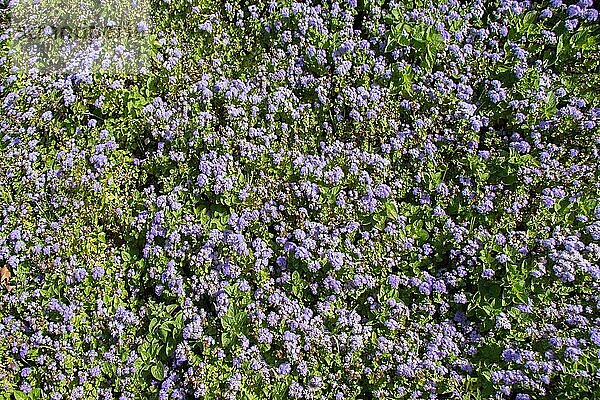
[{"xmin": 1, "ymin": 0, "xmax": 599, "ymax": 399}]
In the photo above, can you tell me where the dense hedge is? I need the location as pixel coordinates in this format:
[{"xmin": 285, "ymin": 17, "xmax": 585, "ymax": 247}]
[{"xmin": 1, "ymin": 0, "xmax": 599, "ymax": 399}]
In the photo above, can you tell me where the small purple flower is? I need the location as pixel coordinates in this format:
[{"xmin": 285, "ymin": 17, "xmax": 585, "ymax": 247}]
[
  {"xmin": 566, "ymin": 5, "xmax": 581, "ymax": 18},
  {"xmin": 137, "ymin": 21, "xmax": 149, "ymax": 33},
  {"xmin": 388, "ymin": 274, "xmax": 400, "ymax": 288},
  {"xmin": 74, "ymin": 268, "xmax": 87, "ymax": 283},
  {"xmin": 481, "ymin": 269, "xmax": 495, "ymax": 279},
  {"xmin": 327, "ymin": 250, "xmax": 344, "ymax": 269},
  {"xmin": 92, "ymin": 266, "xmax": 105, "ymax": 280},
  {"xmin": 565, "ymin": 19, "xmax": 579, "ymax": 31}
]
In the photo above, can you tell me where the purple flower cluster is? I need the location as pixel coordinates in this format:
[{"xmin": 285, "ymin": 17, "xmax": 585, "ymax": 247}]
[{"xmin": 1, "ymin": 0, "xmax": 599, "ymax": 398}]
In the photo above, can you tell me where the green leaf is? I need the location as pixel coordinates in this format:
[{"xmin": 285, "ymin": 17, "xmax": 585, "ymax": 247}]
[
  {"xmin": 158, "ymin": 322, "xmax": 171, "ymax": 342},
  {"xmin": 221, "ymin": 308, "xmax": 236, "ymax": 330},
  {"xmin": 225, "ymin": 283, "xmax": 239, "ymax": 296},
  {"xmin": 521, "ymin": 10, "xmax": 537, "ymax": 31},
  {"xmin": 149, "ymin": 318, "xmax": 159, "ymax": 334},
  {"xmin": 151, "ymin": 363, "xmax": 164, "ymax": 381},
  {"xmin": 166, "ymin": 304, "xmax": 178, "ymax": 314},
  {"xmin": 174, "ymin": 311, "xmax": 184, "ymax": 330},
  {"xmin": 150, "ymin": 338, "xmax": 161, "ymax": 357},
  {"xmin": 570, "ymin": 31, "xmax": 587, "ymax": 49},
  {"xmin": 480, "ymin": 282, "xmax": 502, "ymax": 311},
  {"xmin": 555, "ymin": 35, "xmax": 564, "ymax": 64},
  {"xmin": 221, "ymin": 332, "xmax": 233, "ymax": 347},
  {"xmin": 385, "ymin": 201, "xmax": 398, "ymax": 220},
  {"xmin": 121, "ymin": 250, "xmax": 132, "ymax": 262},
  {"xmin": 373, "ymin": 213, "xmax": 387, "ymax": 230},
  {"xmin": 235, "ymin": 310, "xmax": 248, "ymax": 327},
  {"xmin": 13, "ymin": 392, "xmax": 29, "ymax": 400},
  {"xmin": 415, "ymin": 228, "xmax": 429, "ymax": 241},
  {"xmin": 544, "ymin": 92, "xmax": 557, "ymax": 118},
  {"xmin": 139, "ymin": 343, "xmax": 151, "ymax": 361}
]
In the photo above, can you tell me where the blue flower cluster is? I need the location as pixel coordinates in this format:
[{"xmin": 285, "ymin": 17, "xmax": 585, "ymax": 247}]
[{"xmin": 0, "ymin": 0, "xmax": 599, "ymax": 399}]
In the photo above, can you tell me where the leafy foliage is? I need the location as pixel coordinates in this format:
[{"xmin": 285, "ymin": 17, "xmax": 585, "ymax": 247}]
[{"xmin": 0, "ymin": 0, "xmax": 599, "ymax": 399}]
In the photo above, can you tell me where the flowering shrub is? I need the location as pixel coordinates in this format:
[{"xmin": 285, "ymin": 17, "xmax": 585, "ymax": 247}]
[{"xmin": 1, "ymin": 0, "xmax": 599, "ymax": 399}]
